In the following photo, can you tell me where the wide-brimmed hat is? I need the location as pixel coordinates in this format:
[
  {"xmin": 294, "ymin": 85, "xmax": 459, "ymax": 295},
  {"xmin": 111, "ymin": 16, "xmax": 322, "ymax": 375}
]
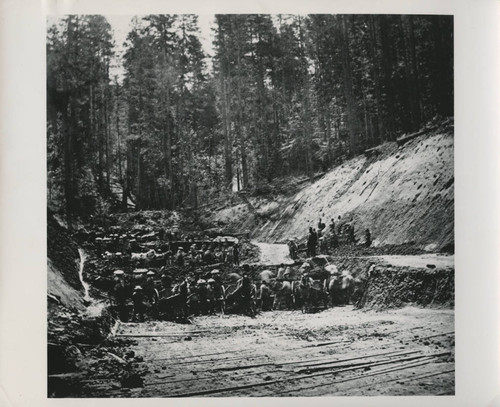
[
  {"xmin": 134, "ymin": 285, "xmax": 142, "ymax": 290},
  {"xmin": 113, "ymin": 270, "xmax": 125, "ymax": 276}
]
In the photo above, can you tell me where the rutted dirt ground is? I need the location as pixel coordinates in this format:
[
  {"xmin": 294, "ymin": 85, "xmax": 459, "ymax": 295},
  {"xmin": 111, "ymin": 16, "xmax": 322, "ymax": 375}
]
[{"xmin": 80, "ymin": 306, "xmax": 454, "ymax": 397}]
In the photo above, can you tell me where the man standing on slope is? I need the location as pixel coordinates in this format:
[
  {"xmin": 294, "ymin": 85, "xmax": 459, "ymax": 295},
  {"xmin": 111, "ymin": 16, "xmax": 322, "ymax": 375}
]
[{"xmin": 307, "ymin": 227, "xmax": 318, "ymax": 257}]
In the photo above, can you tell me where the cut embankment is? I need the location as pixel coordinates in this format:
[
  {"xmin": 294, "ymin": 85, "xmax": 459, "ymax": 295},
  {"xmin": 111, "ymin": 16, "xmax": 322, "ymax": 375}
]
[
  {"xmin": 329, "ymin": 255, "xmax": 454, "ymax": 310},
  {"xmin": 357, "ymin": 266, "xmax": 454, "ymax": 309},
  {"xmin": 206, "ymin": 123, "xmax": 454, "ymax": 253}
]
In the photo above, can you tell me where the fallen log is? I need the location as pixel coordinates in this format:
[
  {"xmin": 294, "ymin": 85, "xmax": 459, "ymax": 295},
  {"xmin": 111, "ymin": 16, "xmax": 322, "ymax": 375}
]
[
  {"xmin": 396, "ymin": 130, "xmax": 425, "ymax": 146},
  {"xmin": 364, "ymin": 146, "xmax": 381, "ymax": 157},
  {"xmin": 106, "ymin": 351, "xmax": 127, "ymax": 365}
]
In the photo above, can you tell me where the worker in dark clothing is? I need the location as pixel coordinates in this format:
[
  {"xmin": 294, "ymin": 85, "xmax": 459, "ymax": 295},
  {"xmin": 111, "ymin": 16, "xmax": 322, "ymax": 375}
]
[
  {"xmin": 329, "ymin": 218, "xmax": 336, "ymax": 235},
  {"xmin": 225, "ymin": 245, "xmax": 234, "ymax": 264},
  {"xmin": 365, "ymin": 229, "xmax": 372, "ymax": 247},
  {"xmin": 160, "ymin": 271, "xmax": 172, "ymax": 297},
  {"xmin": 144, "ymin": 271, "xmax": 155, "ymax": 295},
  {"xmin": 144, "ymin": 271, "xmax": 159, "ymax": 319},
  {"xmin": 132, "ymin": 286, "xmax": 145, "ymax": 322},
  {"xmin": 307, "ymin": 227, "xmax": 318, "ymax": 257},
  {"xmin": 319, "ymin": 236, "xmax": 328, "ymax": 254},
  {"xmin": 210, "ymin": 270, "xmax": 225, "ymax": 314},
  {"xmin": 113, "ymin": 270, "xmax": 128, "ymax": 322},
  {"xmin": 197, "ymin": 279, "xmax": 208, "ymax": 315},
  {"xmin": 233, "ymin": 243, "xmax": 240, "ymax": 266},
  {"xmin": 214, "ymin": 247, "xmax": 224, "ymax": 263},
  {"xmin": 331, "ymin": 231, "xmax": 339, "ymax": 250},
  {"xmin": 258, "ymin": 281, "xmax": 272, "ymax": 311},
  {"xmin": 239, "ymin": 274, "xmax": 253, "ymax": 315},
  {"xmin": 203, "ymin": 248, "xmax": 214, "ymax": 265},
  {"xmin": 175, "ymin": 248, "xmax": 185, "ymax": 267},
  {"xmin": 318, "ymin": 218, "xmax": 325, "ymax": 232},
  {"xmin": 348, "ymin": 221, "xmax": 355, "ymax": 244},
  {"xmin": 336, "ymin": 215, "xmax": 343, "ymax": 236},
  {"xmin": 317, "ymin": 219, "xmax": 326, "ymax": 239},
  {"xmin": 177, "ymin": 278, "xmax": 189, "ymax": 319}
]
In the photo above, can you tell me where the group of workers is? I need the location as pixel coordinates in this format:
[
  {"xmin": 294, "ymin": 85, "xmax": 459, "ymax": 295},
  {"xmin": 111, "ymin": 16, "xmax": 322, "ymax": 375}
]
[
  {"xmin": 112, "ymin": 264, "xmax": 257, "ymax": 322},
  {"xmin": 106, "ymin": 218, "xmax": 372, "ymax": 322},
  {"xmin": 111, "ymin": 256, "xmax": 356, "ymax": 323},
  {"xmin": 165, "ymin": 240, "xmax": 240, "ymax": 268},
  {"xmin": 290, "ymin": 216, "xmax": 371, "ymax": 258},
  {"xmin": 90, "ymin": 226, "xmax": 242, "ymax": 268}
]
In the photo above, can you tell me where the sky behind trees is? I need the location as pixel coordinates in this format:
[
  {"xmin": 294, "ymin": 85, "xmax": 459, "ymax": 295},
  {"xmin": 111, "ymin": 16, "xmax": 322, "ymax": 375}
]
[{"xmin": 93, "ymin": 15, "xmax": 216, "ymax": 80}]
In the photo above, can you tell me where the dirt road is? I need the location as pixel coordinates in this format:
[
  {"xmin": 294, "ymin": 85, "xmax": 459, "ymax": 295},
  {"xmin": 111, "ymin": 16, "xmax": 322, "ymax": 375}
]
[
  {"xmin": 373, "ymin": 254, "xmax": 454, "ymax": 269},
  {"xmin": 82, "ymin": 306, "xmax": 454, "ymax": 397},
  {"xmin": 252, "ymin": 241, "xmax": 294, "ymax": 265}
]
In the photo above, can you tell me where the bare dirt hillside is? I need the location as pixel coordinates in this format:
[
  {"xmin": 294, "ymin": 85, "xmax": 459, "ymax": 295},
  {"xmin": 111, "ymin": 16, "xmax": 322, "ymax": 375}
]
[{"xmin": 207, "ymin": 125, "xmax": 453, "ymax": 252}]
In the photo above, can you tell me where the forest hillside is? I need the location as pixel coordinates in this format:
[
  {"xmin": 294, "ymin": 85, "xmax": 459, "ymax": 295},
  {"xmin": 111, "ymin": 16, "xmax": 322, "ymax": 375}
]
[{"xmin": 206, "ymin": 119, "xmax": 453, "ymax": 251}]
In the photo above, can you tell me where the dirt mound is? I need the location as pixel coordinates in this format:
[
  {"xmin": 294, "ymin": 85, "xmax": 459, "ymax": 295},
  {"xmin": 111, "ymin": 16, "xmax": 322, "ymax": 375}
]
[{"xmin": 205, "ymin": 121, "xmax": 454, "ymax": 252}]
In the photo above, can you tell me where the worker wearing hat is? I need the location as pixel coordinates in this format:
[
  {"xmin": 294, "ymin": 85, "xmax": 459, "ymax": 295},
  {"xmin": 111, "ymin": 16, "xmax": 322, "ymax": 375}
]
[
  {"xmin": 209, "ymin": 270, "xmax": 225, "ymax": 315},
  {"xmin": 132, "ymin": 285, "xmax": 145, "ymax": 322},
  {"xmin": 237, "ymin": 268, "xmax": 252, "ymax": 315},
  {"xmin": 144, "ymin": 270, "xmax": 158, "ymax": 319},
  {"xmin": 113, "ymin": 270, "xmax": 128, "ymax": 322},
  {"xmin": 196, "ymin": 279, "xmax": 208, "ymax": 315}
]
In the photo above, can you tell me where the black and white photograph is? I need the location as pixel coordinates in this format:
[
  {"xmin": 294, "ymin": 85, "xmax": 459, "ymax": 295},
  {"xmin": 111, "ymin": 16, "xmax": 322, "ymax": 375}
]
[{"xmin": 45, "ymin": 13, "xmax": 456, "ymax": 398}]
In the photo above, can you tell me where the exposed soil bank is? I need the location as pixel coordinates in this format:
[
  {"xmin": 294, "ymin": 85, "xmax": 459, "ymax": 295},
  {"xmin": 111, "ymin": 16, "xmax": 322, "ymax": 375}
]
[
  {"xmin": 205, "ymin": 124, "xmax": 453, "ymax": 252},
  {"xmin": 325, "ymin": 254, "xmax": 454, "ymax": 310}
]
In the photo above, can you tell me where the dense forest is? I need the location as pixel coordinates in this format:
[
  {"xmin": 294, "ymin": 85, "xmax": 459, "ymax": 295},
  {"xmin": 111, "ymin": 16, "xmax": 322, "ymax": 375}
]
[{"xmin": 47, "ymin": 14, "xmax": 453, "ymax": 224}]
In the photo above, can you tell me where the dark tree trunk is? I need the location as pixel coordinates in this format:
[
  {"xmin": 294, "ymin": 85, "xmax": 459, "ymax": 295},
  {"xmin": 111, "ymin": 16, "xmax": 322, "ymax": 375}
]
[
  {"xmin": 368, "ymin": 15, "xmax": 383, "ymax": 142},
  {"xmin": 379, "ymin": 15, "xmax": 397, "ymax": 140},
  {"xmin": 63, "ymin": 102, "xmax": 74, "ymax": 230},
  {"xmin": 339, "ymin": 15, "xmax": 361, "ymax": 155}
]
